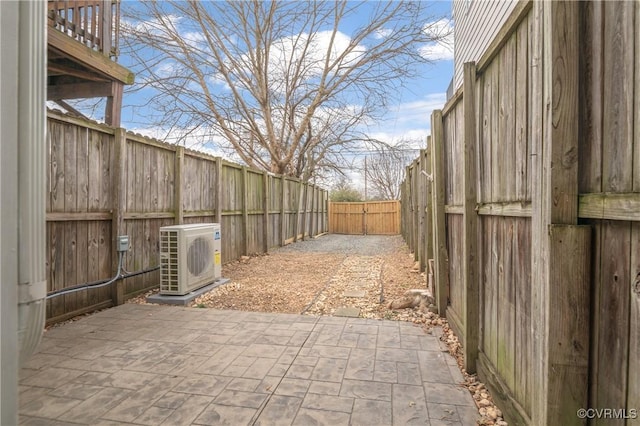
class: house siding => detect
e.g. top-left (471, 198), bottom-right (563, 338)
top-left (452, 0), bottom-right (519, 90)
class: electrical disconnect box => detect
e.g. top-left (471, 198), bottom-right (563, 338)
top-left (117, 235), bottom-right (130, 252)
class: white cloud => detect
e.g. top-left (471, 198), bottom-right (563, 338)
top-left (354, 92), bottom-right (446, 150)
top-left (208, 73), bottom-right (231, 91)
top-left (373, 28), bottom-right (392, 39)
top-left (154, 61), bottom-right (179, 78)
top-left (126, 14), bottom-right (183, 37)
top-left (419, 43), bottom-right (454, 61)
top-left (419, 19), bottom-right (454, 61)
top-left (183, 31), bottom-right (206, 45)
top-left (393, 93), bottom-right (447, 124)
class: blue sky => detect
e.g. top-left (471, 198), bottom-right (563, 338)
top-left (115, 1), bottom-right (454, 187)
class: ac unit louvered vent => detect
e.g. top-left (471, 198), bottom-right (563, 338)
top-left (159, 224), bottom-right (221, 295)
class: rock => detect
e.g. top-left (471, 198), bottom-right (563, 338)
top-left (388, 289), bottom-right (435, 311)
top-left (478, 398), bottom-right (492, 408)
top-left (486, 406), bottom-right (498, 420)
top-left (388, 295), bottom-right (420, 309)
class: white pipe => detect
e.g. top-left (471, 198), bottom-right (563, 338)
top-left (17, 0), bottom-right (47, 366)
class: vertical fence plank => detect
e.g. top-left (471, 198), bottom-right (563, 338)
top-left (417, 151), bottom-right (426, 271)
top-left (241, 166), bottom-right (249, 255)
top-left (532, 3), bottom-right (584, 424)
top-left (529, 1), bottom-right (546, 422)
top-left (636, 1), bottom-right (640, 191)
top-left (293, 180), bottom-right (302, 242)
top-left (579, 1), bottom-right (604, 194)
top-left (425, 142), bottom-right (433, 265)
top-left (280, 177), bottom-right (286, 245)
top-left (310, 185), bottom-right (316, 238)
top-left (629, 222), bottom-right (640, 418)
top-left (111, 128), bottom-right (126, 305)
top-left (215, 157), bottom-right (222, 225)
top-left (262, 171), bottom-right (269, 253)
top-left (595, 221), bottom-right (631, 426)
top-left (301, 182), bottom-right (308, 240)
top-left (547, 225), bottom-right (591, 426)
top-left (463, 62), bottom-right (479, 374)
top-left (431, 109), bottom-right (449, 316)
top-left (515, 17), bottom-right (529, 201)
top-left (602, 1), bottom-right (634, 193)
top-left (174, 146), bottom-right (184, 225)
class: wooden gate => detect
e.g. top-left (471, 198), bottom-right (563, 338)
top-left (329, 201), bottom-right (400, 235)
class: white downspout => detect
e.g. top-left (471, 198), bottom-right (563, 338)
top-left (0, 1), bottom-right (47, 423)
top-left (0, 2), bottom-right (21, 423)
top-left (17, 0), bottom-right (47, 363)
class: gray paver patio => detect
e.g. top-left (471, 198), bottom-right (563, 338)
top-left (19, 304), bottom-right (478, 425)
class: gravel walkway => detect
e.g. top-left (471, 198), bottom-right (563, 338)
top-left (276, 234), bottom-right (404, 256)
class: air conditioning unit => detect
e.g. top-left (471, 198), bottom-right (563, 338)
top-left (159, 223), bottom-right (222, 295)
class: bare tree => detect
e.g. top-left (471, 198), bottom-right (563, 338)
top-left (365, 141), bottom-right (419, 200)
top-left (121, 1), bottom-right (450, 180)
top-left (330, 176), bottom-right (363, 202)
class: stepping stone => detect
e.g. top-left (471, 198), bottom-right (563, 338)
top-left (344, 290), bottom-right (366, 298)
top-left (334, 307), bottom-right (360, 317)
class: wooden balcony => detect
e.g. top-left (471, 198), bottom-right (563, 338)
top-left (47, 0), bottom-right (134, 126)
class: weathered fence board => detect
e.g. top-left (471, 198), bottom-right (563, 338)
top-left (45, 110), bottom-right (328, 324)
top-left (630, 222), bottom-right (640, 419)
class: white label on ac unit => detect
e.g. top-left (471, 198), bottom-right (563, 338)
top-left (214, 230), bottom-right (221, 240)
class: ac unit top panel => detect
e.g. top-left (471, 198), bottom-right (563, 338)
top-left (160, 223), bottom-right (220, 231)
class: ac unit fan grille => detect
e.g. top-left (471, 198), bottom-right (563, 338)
top-left (187, 236), bottom-right (212, 276)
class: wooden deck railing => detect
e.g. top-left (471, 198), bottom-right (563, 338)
top-left (47, 0), bottom-right (120, 58)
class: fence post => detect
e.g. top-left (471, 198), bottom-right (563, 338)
top-left (417, 152), bottom-right (426, 270)
top-left (411, 164), bottom-right (418, 257)
top-left (425, 141), bottom-right (433, 264)
top-left (530, 2), bottom-right (590, 424)
top-left (215, 157), bottom-right (222, 225)
top-left (324, 191), bottom-right (329, 233)
top-left (262, 171), bottom-right (269, 253)
top-left (309, 185), bottom-right (316, 237)
top-left (174, 146), bottom-right (184, 225)
top-left (111, 128), bottom-right (127, 305)
top-left (462, 62), bottom-right (479, 374)
top-left (301, 182), bottom-right (309, 240)
top-left (431, 109), bottom-right (449, 317)
top-left (280, 177), bottom-right (286, 245)
top-left (241, 166), bottom-right (249, 255)
top-left (293, 180), bottom-right (303, 242)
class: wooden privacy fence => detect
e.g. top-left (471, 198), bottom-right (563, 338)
top-left (329, 201), bottom-right (400, 235)
top-left (46, 110), bottom-right (328, 325)
top-left (401, 2), bottom-right (639, 425)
